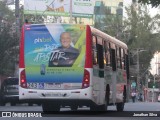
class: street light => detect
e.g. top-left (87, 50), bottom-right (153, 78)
top-left (134, 49), bottom-right (147, 94)
top-left (152, 74), bottom-right (157, 102)
top-left (152, 51), bottom-right (159, 102)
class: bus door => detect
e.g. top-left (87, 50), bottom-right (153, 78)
top-left (92, 36), bottom-right (105, 104)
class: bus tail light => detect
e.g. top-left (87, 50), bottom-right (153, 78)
top-left (20, 69), bottom-right (27, 88)
top-left (82, 69), bottom-right (90, 89)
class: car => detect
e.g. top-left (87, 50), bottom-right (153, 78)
top-left (158, 95), bottom-right (160, 102)
top-left (0, 77), bottom-right (19, 106)
top-left (0, 77), bottom-right (41, 106)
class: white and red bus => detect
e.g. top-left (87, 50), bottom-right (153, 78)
top-left (19, 23), bottom-right (129, 112)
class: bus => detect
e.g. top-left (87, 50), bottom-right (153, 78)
top-left (19, 23), bottom-right (129, 112)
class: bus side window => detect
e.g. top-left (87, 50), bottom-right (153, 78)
top-left (92, 36), bottom-right (98, 65)
top-left (121, 49), bottom-right (124, 69)
top-left (97, 37), bottom-right (104, 69)
top-left (111, 48), bottom-right (116, 71)
top-left (116, 46), bottom-right (119, 68)
top-left (124, 50), bottom-right (126, 70)
top-left (97, 37), bottom-right (104, 77)
top-left (104, 41), bottom-right (111, 66)
top-left (119, 47), bottom-right (122, 69)
top-left (109, 43), bottom-right (112, 67)
top-left (126, 54), bottom-right (130, 80)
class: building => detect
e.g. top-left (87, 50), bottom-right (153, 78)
top-left (101, 0), bottom-right (123, 15)
top-left (94, 0), bottom-right (123, 28)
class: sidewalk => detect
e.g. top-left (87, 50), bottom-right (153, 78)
top-left (128, 98), bottom-right (143, 103)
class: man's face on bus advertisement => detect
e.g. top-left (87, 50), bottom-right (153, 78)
top-left (60, 32), bottom-right (71, 48)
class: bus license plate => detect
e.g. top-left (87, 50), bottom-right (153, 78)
top-left (45, 92), bottom-right (63, 97)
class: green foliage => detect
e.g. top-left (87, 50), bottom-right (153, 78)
top-left (101, 3), bottom-right (160, 75)
top-left (0, 2), bottom-right (18, 76)
top-left (123, 5), bottom-right (160, 69)
top-left (102, 14), bottom-right (123, 40)
top-left (138, 0), bottom-right (160, 7)
top-left (24, 14), bottom-right (45, 24)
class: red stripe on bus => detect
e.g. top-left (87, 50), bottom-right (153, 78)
top-left (19, 25), bottom-right (25, 68)
top-left (85, 25), bottom-right (92, 68)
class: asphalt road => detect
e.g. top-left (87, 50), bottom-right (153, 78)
top-left (0, 102), bottom-right (160, 120)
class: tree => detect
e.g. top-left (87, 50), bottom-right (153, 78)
top-left (95, 2), bottom-right (124, 41)
top-left (123, 4), bottom-right (160, 76)
top-left (102, 14), bottom-right (124, 40)
top-left (0, 1), bottom-right (18, 76)
top-left (101, 3), bottom-right (160, 77)
top-left (138, 0), bottom-right (160, 7)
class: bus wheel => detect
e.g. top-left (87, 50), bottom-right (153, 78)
top-left (123, 86), bottom-right (127, 103)
top-left (42, 103), bottom-right (60, 113)
top-left (70, 105), bottom-right (78, 111)
top-left (90, 104), bottom-right (107, 112)
top-left (28, 103), bottom-right (33, 106)
top-left (99, 104), bottom-right (107, 111)
top-left (90, 104), bottom-right (96, 111)
top-left (10, 102), bottom-right (16, 106)
top-left (116, 102), bottom-right (124, 111)
top-left (0, 101), bottom-right (5, 106)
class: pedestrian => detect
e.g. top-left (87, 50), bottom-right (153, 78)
top-left (138, 93), bottom-right (143, 102)
top-left (131, 92), bottom-right (136, 103)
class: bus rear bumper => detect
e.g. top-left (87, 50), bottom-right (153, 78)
top-left (19, 99), bottom-right (95, 107)
top-left (19, 87), bottom-right (93, 101)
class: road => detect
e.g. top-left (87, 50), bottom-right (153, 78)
top-left (0, 102), bottom-right (160, 120)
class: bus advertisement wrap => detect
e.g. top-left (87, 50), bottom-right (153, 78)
top-left (24, 24), bottom-right (86, 87)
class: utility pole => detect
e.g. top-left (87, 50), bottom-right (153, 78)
top-left (69, 0), bottom-right (73, 23)
top-left (15, 0), bottom-right (20, 38)
top-left (14, 0), bottom-right (20, 77)
top-left (152, 52), bottom-right (159, 102)
top-left (136, 49), bottom-right (147, 94)
top-left (137, 49), bottom-right (140, 93)
top-left (152, 75), bottom-right (156, 102)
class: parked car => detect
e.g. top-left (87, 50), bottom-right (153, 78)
top-left (158, 95), bottom-right (160, 102)
top-left (0, 77), bottom-right (19, 106)
top-left (0, 77), bottom-right (41, 106)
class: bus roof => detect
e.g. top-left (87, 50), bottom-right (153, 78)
top-left (90, 26), bottom-right (128, 50)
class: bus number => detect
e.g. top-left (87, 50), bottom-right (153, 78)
top-left (28, 83), bottom-right (37, 89)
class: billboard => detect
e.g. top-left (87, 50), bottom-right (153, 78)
top-left (24, 24), bottom-right (86, 85)
top-left (24, 0), bottom-right (95, 18)
top-left (1, 0), bottom-right (14, 5)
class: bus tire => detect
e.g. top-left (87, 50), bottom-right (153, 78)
top-left (0, 102), bottom-right (5, 106)
top-left (116, 102), bottom-right (124, 111)
top-left (106, 85), bottom-right (110, 105)
top-left (90, 104), bottom-right (107, 112)
top-left (99, 85), bottom-right (109, 111)
top-left (28, 103), bottom-right (33, 106)
top-left (99, 104), bottom-right (107, 111)
top-left (90, 104), bottom-right (96, 111)
top-left (42, 103), bottom-right (60, 113)
top-left (123, 86), bottom-right (127, 103)
top-left (70, 105), bottom-right (78, 111)
top-left (10, 102), bottom-right (16, 106)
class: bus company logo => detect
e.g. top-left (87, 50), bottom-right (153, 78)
top-left (2, 112), bottom-right (11, 117)
top-left (34, 37), bottom-right (52, 44)
top-left (1, 112), bottom-right (42, 118)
